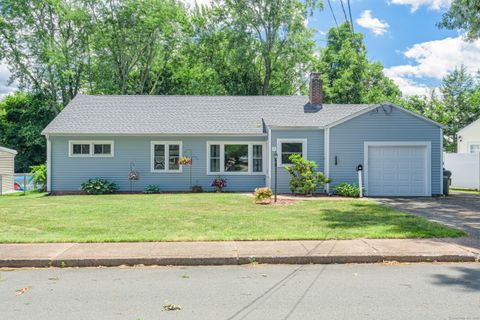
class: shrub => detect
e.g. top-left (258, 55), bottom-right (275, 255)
top-left (30, 163), bottom-right (47, 191)
top-left (143, 184), bottom-right (160, 194)
top-left (284, 154), bottom-right (331, 195)
top-left (254, 187), bottom-right (273, 203)
top-left (80, 178), bottom-right (117, 195)
top-left (334, 183), bottom-right (361, 197)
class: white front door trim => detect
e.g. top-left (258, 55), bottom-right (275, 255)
top-left (363, 141), bottom-right (431, 196)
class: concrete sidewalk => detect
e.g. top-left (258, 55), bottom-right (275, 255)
top-left (1, 238), bottom-right (480, 268)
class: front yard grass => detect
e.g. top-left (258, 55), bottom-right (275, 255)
top-left (0, 193), bottom-right (466, 243)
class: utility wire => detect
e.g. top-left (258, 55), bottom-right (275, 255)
top-left (347, 0), bottom-right (355, 34)
top-left (339, 0), bottom-right (349, 24)
top-left (326, 0), bottom-right (338, 27)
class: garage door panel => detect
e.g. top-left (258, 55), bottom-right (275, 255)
top-left (367, 144), bottom-right (428, 196)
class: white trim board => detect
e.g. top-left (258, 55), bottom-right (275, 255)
top-left (363, 141), bottom-right (432, 197)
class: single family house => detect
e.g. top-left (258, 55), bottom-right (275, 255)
top-left (457, 119), bottom-right (480, 153)
top-left (42, 73), bottom-right (444, 196)
top-left (0, 146), bottom-right (17, 194)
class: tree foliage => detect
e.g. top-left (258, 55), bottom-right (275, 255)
top-left (402, 66), bottom-right (480, 152)
top-left (284, 154), bottom-right (331, 195)
top-left (0, 92), bottom-right (56, 172)
top-left (439, 0), bottom-right (480, 41)
top-left (317, 22), bottom-right (401, 104)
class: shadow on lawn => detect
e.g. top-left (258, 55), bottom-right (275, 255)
top-left (319, 202), bottom-right (465, 237)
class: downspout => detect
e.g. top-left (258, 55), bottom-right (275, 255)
top-left (440, 128), bottom-right (444, 195)
top-left (324, 127), bottom-right (330, 194)
top-left (46, 135), bottom-right (52, 193)
top-left (267, 127), bottom-right (272, 188)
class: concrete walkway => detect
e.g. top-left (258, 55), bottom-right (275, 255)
top-left (1, 238), bottom-right (480, 268)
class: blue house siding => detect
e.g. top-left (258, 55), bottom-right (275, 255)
top-left (50, 135), bottom-right (267, 192)
top-left (269, 129), bottom-right (324, 193)
top-left (329, 108), bottom-right (441, 195)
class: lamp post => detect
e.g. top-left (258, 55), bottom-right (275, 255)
top-left (273, 149), bottom-right (278, 203)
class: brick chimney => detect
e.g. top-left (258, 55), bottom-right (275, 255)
top-left (309, 72), bottom-right (323, 105)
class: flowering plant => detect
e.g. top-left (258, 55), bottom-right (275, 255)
top-left (211, 177), bottom-right (227, 191)
top-left (178, 156), bottom-right (192, 165)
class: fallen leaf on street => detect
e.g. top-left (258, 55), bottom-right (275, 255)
top-left (163, 304), bottom-right (182, 311)
top-left (15, 287), bottom-right (31, 296)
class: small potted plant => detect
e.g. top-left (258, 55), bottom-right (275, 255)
top-left (254, 187), bottom-right (273, 204)
top-left (211, 177), bottom-right (227, 193)
top-left (178, 156), bottom-right (192, 165)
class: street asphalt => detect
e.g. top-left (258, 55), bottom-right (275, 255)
top-left (1, 263), bottom-right (479, 320)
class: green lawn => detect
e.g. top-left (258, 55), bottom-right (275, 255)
top-left (0, 193), bottom-right (466, 243)
top-left (450, 188), bottom-right (480, 194)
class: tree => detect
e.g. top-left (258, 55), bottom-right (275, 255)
top-left (402, 66), bottom-right (480, 152)
top-left (0, 0), bottom-right (92, 113)
top-left (317, 22), bottom-right (401, 104)
top-left (0, 92), bottom-right (56, 172)
top-left (85, 0), bottom-right (189, 95)
top-left (439, 0), bottom-right (480, 41)
top-left (208, 0), bottom-right (323, 95)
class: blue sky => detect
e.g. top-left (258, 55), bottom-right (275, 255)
top-left (1, 0), bottom-right (479, 98)
top-left (309, 0), bottom-right (480, 95)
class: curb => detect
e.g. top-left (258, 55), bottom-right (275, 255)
top-left (1, 254), bottom-right (477, 268)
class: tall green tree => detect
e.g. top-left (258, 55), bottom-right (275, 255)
top-left (0, 0), bottom-right (91, 113)
top-left (0, 92), bottom-right (56, 172)
top-left (402, 66), bottom-right (480, 152)
top-left (207, 0), bottom-right (323, 95)
top-left (439, 0), bottom-right (480, 41)
top-left (85, 0), bottom-right (188, 95)
top-left (317, 22), bottom-right (401, 104)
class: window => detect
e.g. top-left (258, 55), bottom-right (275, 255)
top-left (69, 141), bottom-right (113, 157)
top-left (151, 141), bottom-right (182, 172)
top-left (252, 145), bottom-right (263, 172)
top-left (210, 144), bottom-right (221, 173)
top-left (470, 144), bottom-right (480, 153)
top-left (277, 139), bottom-right (307, 166)
top-left (225, 144), bottom-right (248, 172)
top-left (207, 142), bottom-right (265, 174)
top-left (94, 144), bottom-right (111, 155)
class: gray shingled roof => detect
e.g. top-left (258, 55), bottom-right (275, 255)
top-left (42, 95), bottom-right (375, 135)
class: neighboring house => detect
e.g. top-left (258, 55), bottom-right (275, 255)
top-left (42, 73), bottom-right (444, 196)
top-left (0, 146), bottom-right (17, 195)
top-left (457, 119), bottom-right (480, 153)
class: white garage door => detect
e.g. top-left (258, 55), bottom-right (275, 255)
top-left (366, 143), bottom-right (430, 196)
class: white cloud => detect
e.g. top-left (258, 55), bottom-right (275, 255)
top-left (384, 36), bottom-right (480, 96)
top-left (356, 10), bottom-right (389, 36)
top-left (388, 0), bottom-right (452, 12)
top-left (0, 64), bottom-right (17, 99)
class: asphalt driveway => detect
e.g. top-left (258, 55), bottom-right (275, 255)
top-left (378, 193), bottom-right (480, 238)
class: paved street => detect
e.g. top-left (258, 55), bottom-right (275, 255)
top-left (379, 193), bottom-right (480, 238)
top-left (1, 263), bottom-right (479, 320)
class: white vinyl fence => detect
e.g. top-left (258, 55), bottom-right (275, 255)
top-left (444, 153), bottom-right (480, 190)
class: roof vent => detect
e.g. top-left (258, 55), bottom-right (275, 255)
top-left (309, 72), bottom-right (323, 106)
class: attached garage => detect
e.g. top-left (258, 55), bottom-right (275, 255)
top-left (328, 104), bottom-right (443, 197)
top-left (364, 142), bottom-right (431, 196)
